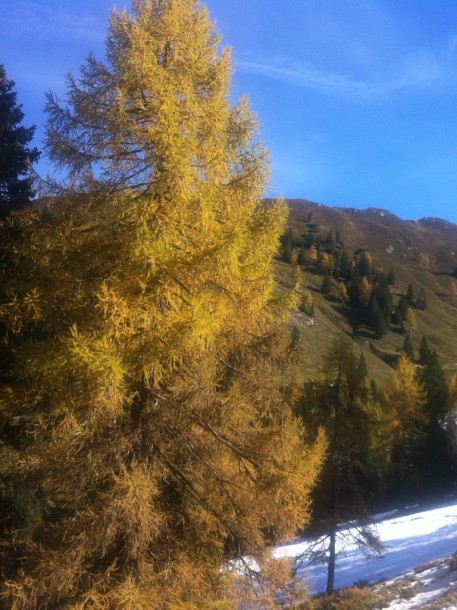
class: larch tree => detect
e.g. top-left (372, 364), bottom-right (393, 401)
top-left (337, 281), bottom-right (348, 303)
top-left (0, 64), bottom-right (40, 214)
top-left (0, 1), bottom-right (325, 609)
top-left (296, 338), bottom-right (383, 595)
top-left (382, 354), bottom-right (427, 501)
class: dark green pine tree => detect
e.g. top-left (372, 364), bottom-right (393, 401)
top-left (386, 269), bottom-right (395, 285)
top-left (406, 282), bottom-right (415, 304)
top-left (372, 276), bottom-right (392, 328)
top-left (358, 352), bottom-right (368, 380)
top-left (417, 287), bottom-right (427, 310)
top-left (419, 336), bottom-right (431, 364)
top-left (402, 335), bottom-right (415, 361)
top-left (321, 274), bottom-right (332, 295)
top-left (0, 65), bottom-right (40, 214)
top-left (297, 245), bottom-right (306, 265)
top-left (397, 295), bottom-right (409, 328)
top-left (281, 227), bottom-right (294, 262)
top-left (417, 349), bottom-right (452, 495)
top-left (368, 294), bottom-right (387, 338)
top-left (339, 248), bottom-right (351, 280)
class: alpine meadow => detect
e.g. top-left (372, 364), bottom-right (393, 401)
top-left (0, 1), bottom-right (325, 608)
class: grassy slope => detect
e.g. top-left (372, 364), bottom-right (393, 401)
top-left (278, 198), bottom-right (457, 387)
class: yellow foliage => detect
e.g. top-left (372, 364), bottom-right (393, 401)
top-left (0, 1), bottom-right (323, 608)
top-left (383, 354), bottom-right (426, 440)
top-left (337, 281), bottom-right (348, 303)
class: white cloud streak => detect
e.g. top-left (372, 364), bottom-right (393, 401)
top-left (2, 1), bottom-right (107, 45)
top-left (238, 53), bottom-right (446, 99)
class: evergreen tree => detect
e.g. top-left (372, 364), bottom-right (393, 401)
top-left (386, 269), bottom-right (395, 285)
top-left (321, 274), bottom-right (332, 295)
top-left (402, 335), bottom-right (415, 361)
top-left (373, 308), bottom-right (387, 338)
top-left (281, 228), bottom-right (294, 262)
top-left (297, 245), bottom-right (306, 265)
top-left (398, 295), bottom-right (409, 322)
top-left (406, 282), bottom-right (415, 304)
top-left (368, 294), bottom-right (388, 338)
top-left (339, 248), bottom-right (351, 280)
top-left (391, 306), bottom-right (401, 326)
top-left (372, 277), bottom-right (392, 328)
top-left (417, 286), bottom-right (427, 310)
top-left (419, 336), bottom-right (431, 365)
top-left (417, 349), bottom-right (452, 494)
top-left (0, 64), bottom-right (40, 214)
top-left (0, 3), bottom-right (325, 608)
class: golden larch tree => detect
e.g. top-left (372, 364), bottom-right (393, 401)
top-left (337, 281), bottom-right (348, 303)
top-left (382, 354), bottom-right (426, 498)
top-left (358, 276), bottom-right (372, 308)
top-left (0, 1), bottom-right (324, 608)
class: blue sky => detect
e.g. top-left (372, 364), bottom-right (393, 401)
top-left (2, 1), bottom-right (457, 222)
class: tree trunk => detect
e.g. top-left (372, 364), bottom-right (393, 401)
top-left (326, 522), bottom-right (337, 595)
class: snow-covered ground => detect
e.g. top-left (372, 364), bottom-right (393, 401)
top-left (274, 499), bottom-right (457, 598)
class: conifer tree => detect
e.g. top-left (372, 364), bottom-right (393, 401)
top-left (402, 335), bottom-right (415, 361)
top-left (358, 276), bottom-right (372, 308)
top-left (419, 336), bottom-right (431, 364)
top-left (300, 288), bottom-right (314, 317)
top-left (297, 245), bottom-right (306, 265)
top-left (321, 274), bottom-right (332, 295)
top-left (383, 354), bottom-right (427, 500)
top-left (281, 228), bottom-right (294, 262)
top-left (386, 269), bottom-right (395, 285)
top-left (406, 282), bottom-right (415, 304)
top-left (417, 286), bottom-right (427, 310)
top-left (339, 248), bottom-right (350, 280)
top-left (398, 295), bottom-right (409, 323)
top-left (337, 281), bottom-right (348, 303)
top-left (0, 64), bottom-right (40, 214)
top-left (307, 244), bottom-right (318, 265)
top-left (297, 338), bottom-right (382, 595)
top-left (357, 250), bottom-right (373, 281)
top-left (417, 349), bottom-right (451, 494)
top-left (0, 2), bottom-right (324, 608)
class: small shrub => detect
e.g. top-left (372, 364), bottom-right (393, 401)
top-left (448, 552), bottom-right (457, 574)
top-left (354, 578), bottom-right (370, 589)
top-left (307, 586), bottom-right (382, 610)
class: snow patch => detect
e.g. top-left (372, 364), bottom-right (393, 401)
top-left (276, 500), bottom-right (457, 595)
